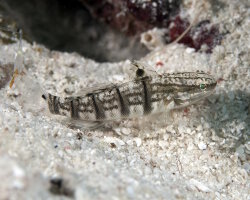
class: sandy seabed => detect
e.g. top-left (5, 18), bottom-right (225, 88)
top-left (0, 0), bottom-right (249, 199)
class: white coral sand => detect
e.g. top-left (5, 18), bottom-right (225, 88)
top-left (0, 0), bottom-right (249, 199)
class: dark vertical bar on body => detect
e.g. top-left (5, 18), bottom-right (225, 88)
top-left (70, 99), bottom-right (79, 119)
top-left (116, 87), bottom-right (130, 116)
top-left (141, 79), bottom-right (152, 115)
top-left (48, 94), bottom-right (59, 114)
top-left (91, 94), bottom-right (105, 120)
top-left (53, 96), bottom-right (60, 114)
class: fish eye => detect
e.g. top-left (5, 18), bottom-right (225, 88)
top-left (200, 83), bottom-right (206, 90)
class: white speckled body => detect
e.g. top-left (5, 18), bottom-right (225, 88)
top-left (45, 71), bottom-right (217, 122)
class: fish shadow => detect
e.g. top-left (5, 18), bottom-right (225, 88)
top-left (201, 89), bottom-right (249, 152)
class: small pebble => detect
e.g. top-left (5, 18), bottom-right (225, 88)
top-left (196, 125), bottom-right (203, 131)
top-left (114, 128), bottom-right (122, 135)
top-left (127, 186), bottom-right (134, 198)
top-left (13, 165), bottom-right (25, 178)
top-left (198, 142), bottom-right (207, 150)
top-left (186, 47), bottom-right (195, 54)
top-left (189, 179), bottom-right (211, 193)
top-left (67, 132), bottom-right (73, 137)
top-left (104, 136), bottom-right (125, 146)
top-left (186, 127), bottom-right (192, 134)
top-left (121, 128), bottom-right (131, 135)
top-left (112, 75), bottom-right (124, 81)
top-left (134, 138), bottom-right (142, 147)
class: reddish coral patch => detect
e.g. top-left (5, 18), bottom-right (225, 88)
top-left (156, 61), bottom-right (164, 67)
top-left (167, 16), bottom-right (223, 53)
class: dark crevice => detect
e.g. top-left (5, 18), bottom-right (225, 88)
top-left (0, 0), bottom-right (148, 62)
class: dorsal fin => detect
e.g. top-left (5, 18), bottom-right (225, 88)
top-left (130, 60), bottom-right (158, 79)
top-left (56, 75), bottom-right (153, 102)
top-left (61, 82), bottom-right (117, 101)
